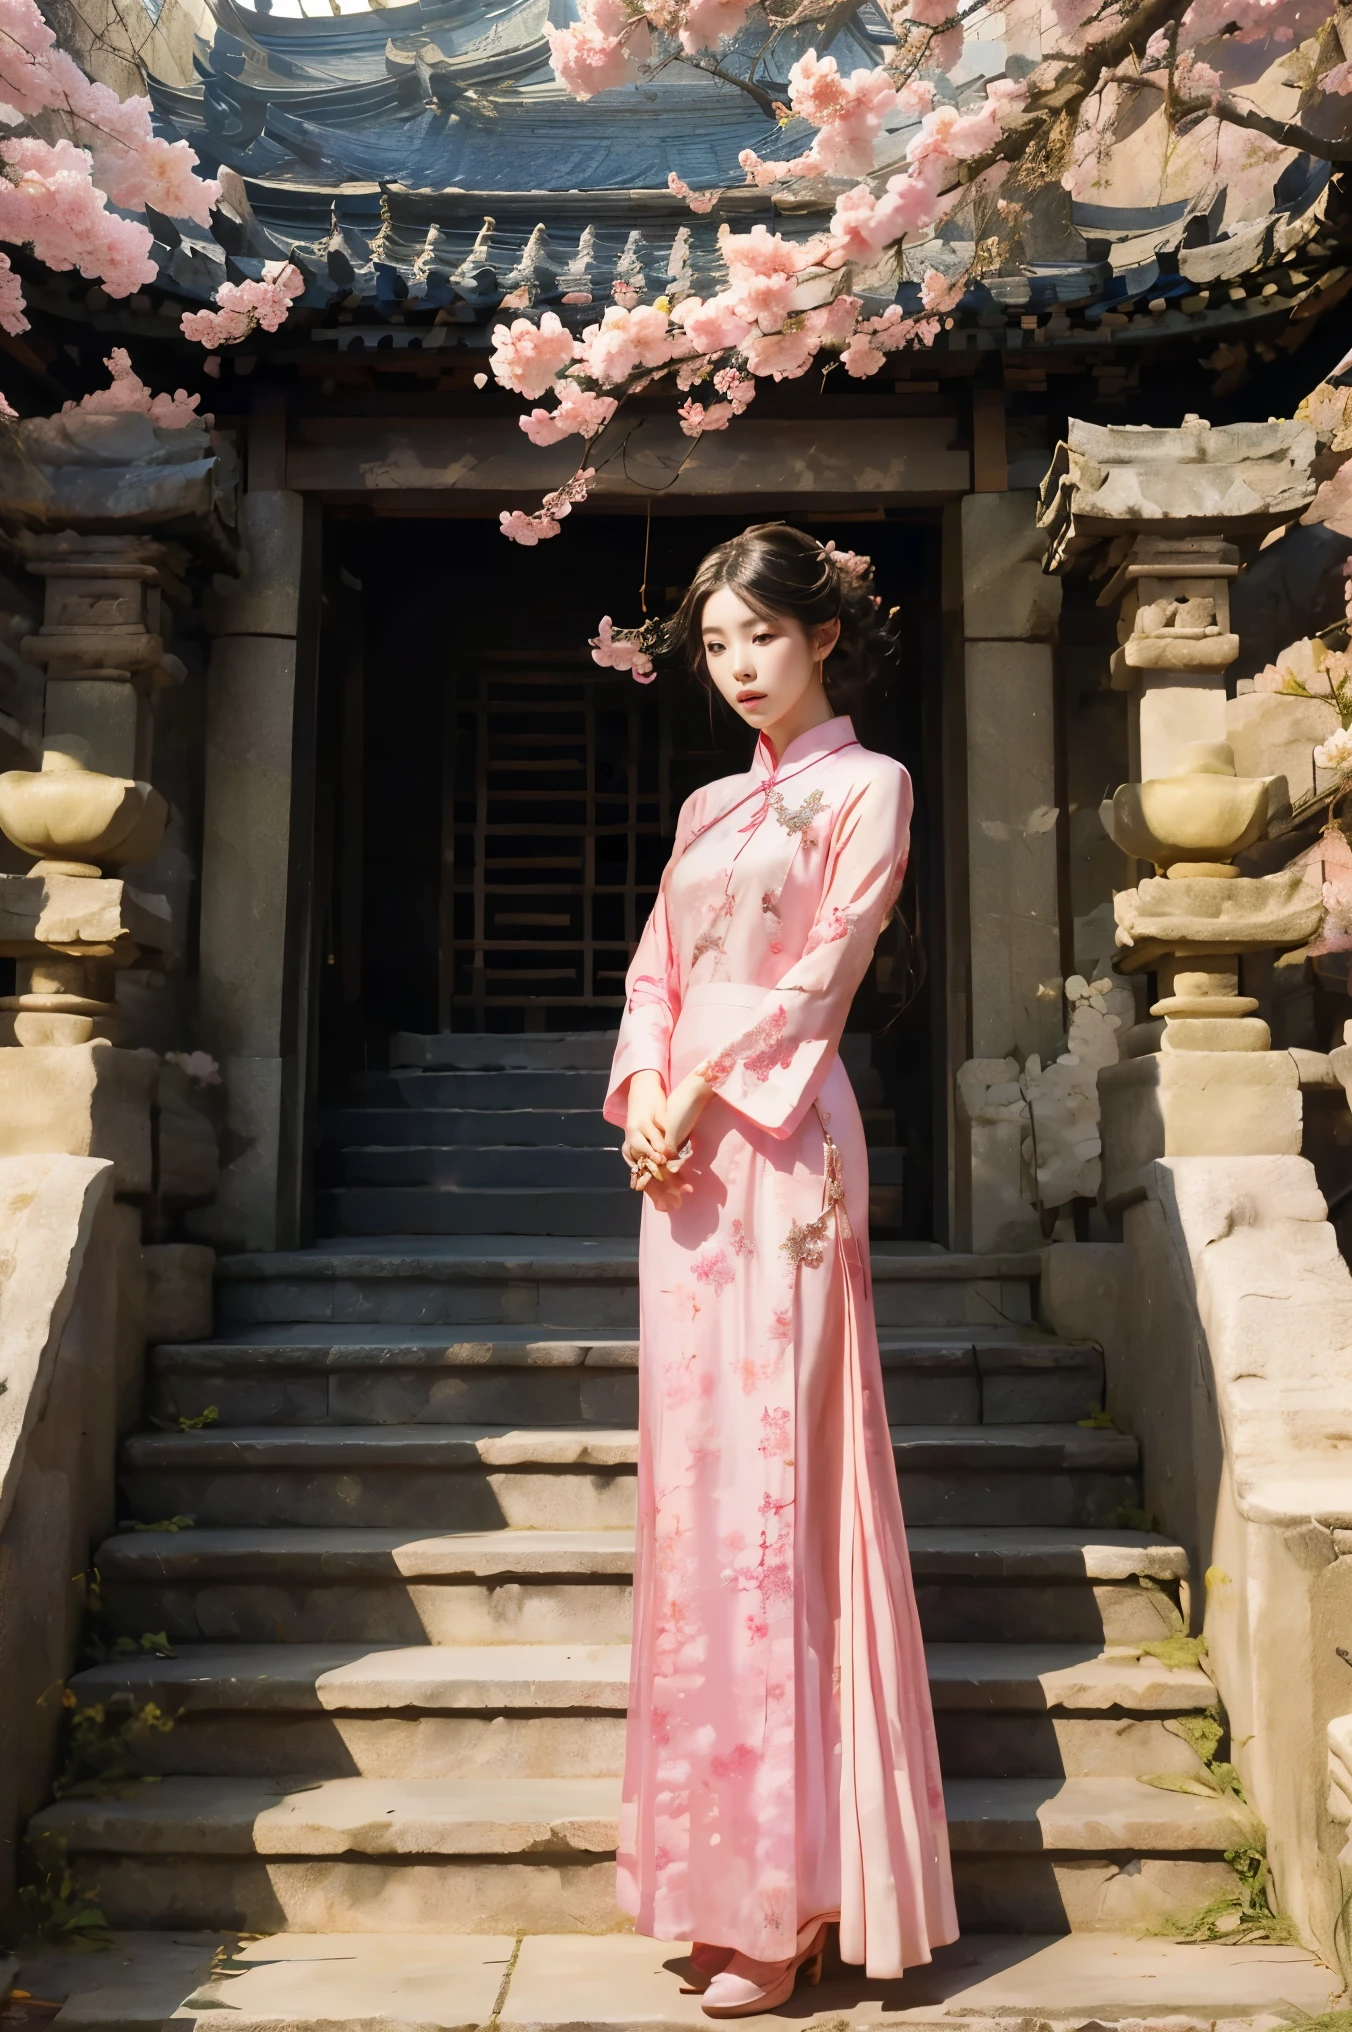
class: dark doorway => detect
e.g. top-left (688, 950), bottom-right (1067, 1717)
top-left (316, 510), bottom-right (946, 1238)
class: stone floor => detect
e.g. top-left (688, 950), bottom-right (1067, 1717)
top-left (6, 1931), bottom-right (1342, 2032)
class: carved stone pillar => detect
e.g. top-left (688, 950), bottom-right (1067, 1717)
top-left (1038, 415), bottom-right (1326, 1212)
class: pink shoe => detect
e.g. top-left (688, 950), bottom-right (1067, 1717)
top-left (685, 1943), bottom-right (735, 1991)
top-left (700, 1922), bottom-right (827, 2019)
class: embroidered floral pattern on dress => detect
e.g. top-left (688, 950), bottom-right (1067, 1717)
top-left (781, 1212), bottom-right (831, 1269)
top-left (804, 904), bottom-right (854, 954)
top-left (691, 892), bottom-right (736, 967)
top-left (664, 1283), bottom-right (702, 1321)
top-left (729, 1219), bottom-right (755, 1257)
top-left (700, 1002), bottom-right (794, 1088)
top-left (770, 786), bottom-right (824, 837)
top-left (761, 888), bottom-right (784, 955)
top-left (758, 1405), bottom-right (792, 1459)
top-left (691, 1244), bottom-right (734, 1293)
top-left (627, 971), bottom-right (668, 1013)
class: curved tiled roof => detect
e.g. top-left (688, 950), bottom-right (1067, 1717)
top-left (109, 0), bottom-right (1352, 358)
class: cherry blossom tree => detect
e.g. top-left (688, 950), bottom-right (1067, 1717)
top-left (491, 0), bottom-right (1352, 550)
top-left (0, 0), bottom-right (222, 336)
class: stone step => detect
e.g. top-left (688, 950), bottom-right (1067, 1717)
top-left (319, 1186), bottom-right (643, 1240)
top-left (352, 1071), bottom-right (612, 1110)
top-left (327, 1109), bottom-right (622, 1150)
top-left (10, 1928), bottom-right (1338, 2032)
top-left (30, 1774), bottom-right (1254, 1935)
top-left (337, 1147), bottom-right (630, 1189)
top-left (119, 1424), bottom-right (1139, 1531)
top-left (392, 1032), bottom-right (619, 1071)
top-left (214, 1242), bottom-right (1040, 1333)
top-left (68, 1640), bottom-right (1218, 1782)
top-left (146, 1332), bottom-right (1102, 1430)
top-left (95, 1523), bottom-right (1186, 1652)
top-left (333, 1145), bottom-right (909, 1191)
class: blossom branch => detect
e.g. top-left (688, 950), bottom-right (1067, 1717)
top-left (1126, 67), bottom-right (1352, 163)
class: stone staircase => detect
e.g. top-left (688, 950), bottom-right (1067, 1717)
top-left (22, 1032), bottom-right (1316, 2026)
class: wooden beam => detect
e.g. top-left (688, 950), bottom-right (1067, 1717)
top-left (971, 385), bottom-right (1008, 494)
top-left (285, 416), bottom-right (971, 501)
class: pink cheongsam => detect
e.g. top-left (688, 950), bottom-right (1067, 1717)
top-left (604, 715), bottom-right (958, 1976)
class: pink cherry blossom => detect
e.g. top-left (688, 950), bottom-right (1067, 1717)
top-left (822, 162), bottom-right (943, 268)
top-left (0, 136), bottom-right (157, 296)
top-left (546, 0), bottom-right (650, 100)
top-left (822, 540), bottom-right (871, 578)
top-left (724, 268), bottom-right (796, 331)
top-left (577, 302), bottom-right (675, 384)
top-left (519, 382), bottom-right (618, 443)
top-left (64, 346), bottom-right (202, 428)
top-left (905, 0), bottom-right (962, 73)
top-left (590, 614), bottom-right (655, 677)
top-left (672, 292), bottom-right (752, 355)
top-left (180, 261), bottom-right (303, 349)
top-left (41, 52), bottom-right (220, 225)
top-left (742, 326), bottom-right (816, 380)
top-left (786, 51), bottom-right (898, 177)
top-left (678, 396), bottom-right (736, 435)
top-left (678, 0), bottom-right (751, 52)
top-left (712, 365), bottom-right (755, 411)
top-left (668, 171), bottom-right (717, 214)
top-left (541, 466), bottom-right (596, 520)
top-left (840, 331), bottom-right (886, 376)
top-left (738, 148), bottom-right (785, 189)
top-left (804, 292), bottom-right (860, 345)
top-left (720, 222), bottom-right (807, 282)
top-left (500, 508), bottom-right (561, 545)
top-left (920, 266), bottom-right (966, 312)
top-left (0, 252), bottom-right (27, 335)
top-left (488, 310), bottom-right (578, 399)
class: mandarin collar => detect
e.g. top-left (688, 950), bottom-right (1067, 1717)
top-left (753, 715), bottom-right (857, 780)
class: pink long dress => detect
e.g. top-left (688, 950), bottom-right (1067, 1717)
top-left (603, 715), bottom-right (958, 1977)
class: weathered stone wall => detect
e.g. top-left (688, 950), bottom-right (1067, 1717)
top-left (43, 0), bottom-right (210, 103)
top-left (0, 1155), bottom-right (126, 1926)
top-left (191, 490), bottom-right (309, 1253)
top-left (949, 490), bottom-right (1062, 1251)
top-left (1044, 1161), bottom-right (1352, 1960)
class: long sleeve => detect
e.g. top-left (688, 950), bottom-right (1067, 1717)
top-left (604, 841), bottom-right (685, 1130)
top-left (697, 762), bottom-right (912, 1139)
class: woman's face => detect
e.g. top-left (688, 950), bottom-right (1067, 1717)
top-left (700, 586), bottom-right (841, 739)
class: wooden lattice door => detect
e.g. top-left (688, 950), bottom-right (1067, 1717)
top-left (440, 650), bottom-right (673, 1029)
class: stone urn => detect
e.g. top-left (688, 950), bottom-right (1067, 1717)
top-left (0, 739), bottom-right (168, 876)
top-left (1105, 741), bottom-right (1269, 876)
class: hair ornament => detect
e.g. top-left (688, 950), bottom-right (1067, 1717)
top-left (820, 539), bottom-right (873, 581)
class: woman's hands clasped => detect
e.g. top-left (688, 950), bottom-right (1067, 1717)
top-left (623, 1069), bottom-right (713, 1213)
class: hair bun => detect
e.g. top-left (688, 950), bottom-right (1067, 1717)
top-left (665, 521), bottom-right (897, 707)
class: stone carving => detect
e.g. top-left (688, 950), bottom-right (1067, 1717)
top-left (0, 410), bottom-right (237, 567)
top-left (1113, 867), bottom-right (1323, 963)
top-left (1105, 741), bottom-right (1269, 876)
top-left (1038, 414), bottom-right (1318, 572)
top-left (0, 742), bottom-right (167, 877)
top-left (1112, 537), bottom-right (1240, 680)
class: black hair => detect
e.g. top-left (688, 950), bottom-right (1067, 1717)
top-left (664, 522), bottom-right (898, 707)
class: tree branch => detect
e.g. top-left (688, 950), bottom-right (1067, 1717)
top-left (681, 50), bottom-right (781, 114)
top-left (1130, 68), bottom-right (1352, 162)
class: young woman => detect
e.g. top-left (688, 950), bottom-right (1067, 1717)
top-left (603, 524), bottom-right (957, 2018)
